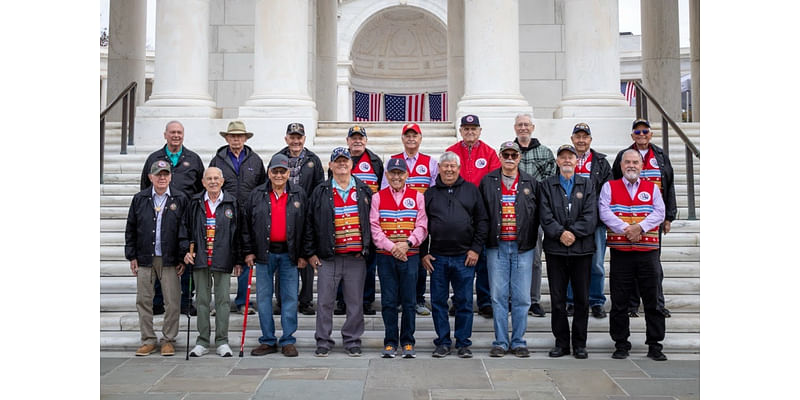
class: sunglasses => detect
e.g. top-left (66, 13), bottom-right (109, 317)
top-left (633, 129), bottom-right (650, 135)
top-left (501, 152), bottom-right (519, 160)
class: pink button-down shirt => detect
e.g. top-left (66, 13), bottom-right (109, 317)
top-left (599, 178), bottom-right (665, 234)
top-left (369, 186), bottom-right (428, 252)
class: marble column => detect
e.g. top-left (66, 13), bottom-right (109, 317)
top-left (641, 0), bottom-right (682, 119)
top-left (555, 0), bottom-right (633, 119)
top-left (316, 0), bottom-right (338, 121)
top-left (447, 0), bottom-right (464, 123)
top-left (140, 0), bottom-right (219, 118)
top-left (336, 62), bottom-right (353, 121)
top-left (457, 0), bottom-right (532, 146)
top-left (106, 0), bottom-right (146, 121)
top-left (689, 0), bottom-right (699, 121)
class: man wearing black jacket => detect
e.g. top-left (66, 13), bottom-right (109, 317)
top-left (421, 151), bottom-right (488, 359)
top-left (209, 120), bottom-right (266, 316)
top-left (539, 144), bottom-right (597, 359)
top-left (611, 119), bottom-right (676, 318)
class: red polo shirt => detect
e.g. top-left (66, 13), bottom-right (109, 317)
top-left (269, 191), bottom-right (288, 243)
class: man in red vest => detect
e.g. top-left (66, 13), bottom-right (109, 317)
top-left (599, 149), bottom-right (667, 361)
top-left (385, 123), bottom-right (438, 316)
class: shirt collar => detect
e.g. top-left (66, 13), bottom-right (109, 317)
top-left (204, 190), bottom-right (224, 203)
top-left (332, 176), bottom-right (356, 192)
top-left (227, 147), bottom-right (246, 158)
top-left (403, 151), bottom-right (417, 162)
top-left (624, 178), bottom-right (641, 187)
top-left (151, 187), bottom-right (171, 197)
top-left (165, 145), bottom-right (182, 157)
top-left (559, 174), bottom-right (575, 185)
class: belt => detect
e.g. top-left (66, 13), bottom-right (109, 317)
top-left (269, 242), bottom-right (288, 254)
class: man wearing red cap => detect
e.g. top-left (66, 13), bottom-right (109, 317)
top-left (384, 123), bottom-right (438, 316)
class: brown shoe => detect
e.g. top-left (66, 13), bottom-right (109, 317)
top-left (281, 344), bottom-right (299, 357)
top-left (250, 343), bottom-right (278, 356)
top-left (135, 344), bottom-right (157, 356)
top-left (160, 342), bottom-right (175, 356)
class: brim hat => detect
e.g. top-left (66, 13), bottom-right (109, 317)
top-left (286, 122), bottom-right (305, 136)
top-left (557, 144), bottom-right (579, 157)
top-left (150, 160), bottom-right (171, 175)
top-left (220, 120), bottom-right (254, 139)
top-left (631, 118), bottom-right (651, 129)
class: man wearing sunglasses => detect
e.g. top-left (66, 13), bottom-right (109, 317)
top-left (611, 119), bottom-right (676, 319)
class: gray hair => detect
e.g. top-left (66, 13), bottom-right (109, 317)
top-left (164, 120), bottom-right (184, 131)
top-left (621, 148), bottom-right (644, 162)
top-left (438, 151), bottom-right (461, 167)
top-left (204, 166), bottom-right (223, 178)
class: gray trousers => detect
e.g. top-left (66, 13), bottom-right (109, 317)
top-left (136, 257), bottom-right (181, 345)
top-left (193, 268), bottom-right (232, 347)
top-left (530, 227), bottom-right (544, 303)
top-left (315, 253), bottom-right (366, 350)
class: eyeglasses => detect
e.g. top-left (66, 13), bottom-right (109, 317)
top-left (633, 129), bottom-right (650, 135)
top-left (501, 152), bottom-right (519, 160)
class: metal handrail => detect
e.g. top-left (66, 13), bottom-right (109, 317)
top-left (633, 81), bottom-right (699, 220)
top-left (100, 81), bottom-right (137, 183)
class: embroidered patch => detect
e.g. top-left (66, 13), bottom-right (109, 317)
top-left (649, 158), bottom-right (659, 168)
top-left (575, 192), bottom-right (583, 199)
top-left (415, 164), bottom-right (428, 175)
top-left (465, 115), bottom-right (475, 123)
top-left (224, 208), bottom-right (234, 218)
top-left (475, 158), bottom-right (487, 169)
top-left (293, 201), bottom-right (300, 209)
top-left (157, 160), bottom-right (169, 168)
top-left (523, 188), bottom-right (531, 195)
top-left (402, 198), bottom-right (416, 209)
top-left (638, 191), bottom-right (652, 202)
top-left (307, 161), bottom-right (314, 169)
top-left (585, 161), bottom-right (592, 171)
top-left (351, 191), bottom-right (358, 202)
top-left (169, 203), bottom-right (177, 211)
top-left (359, 162), bottom-right (371, 172)
top-left (183, 161), bottom-right (190, 167)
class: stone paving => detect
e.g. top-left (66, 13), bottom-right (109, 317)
top-left (100, 350), bottom-right (699, 399)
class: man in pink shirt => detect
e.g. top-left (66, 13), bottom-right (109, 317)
top-left (370, 158), bottom-right (428, 358)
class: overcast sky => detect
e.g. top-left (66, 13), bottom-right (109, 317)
top-left (98, 0), bottom-right (691, 50)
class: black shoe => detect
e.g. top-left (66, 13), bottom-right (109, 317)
top-left (529, 303), bottom-right (546, 317)
top-left (363, 303), bottom-right (376, 315)
top-left (573, 347), bottom-right (588, 359)
top-left (181, 305), bottom-right (197, 316)
top-left (457, 347), bottom-right (473, 358)
top-left (489, 346), bottom-right (506, 358)
top-left (565, 304), bottom-right (574, 317)
top-left (647, 348), bottom-right (668, 361)
top-left (659, 307), bottom-right (672, 318)
top-left (448, 303), bottom-right (456, 317)
top-left (273, 305), bottom-right (281, 315)
top-left (591, 305), bottom-right (607, 319)
top-left (512, 347), bottom-right (530, 358)
top-left (347, 347), bottom-right (362, 357)
top-left (612, 349), bottom-right (629, 359)
top-left (432, 345), bottom-right (451, 358)
top-left (479, 306), bottom-right (493, 319)
top-left (153, 304), bottom-right (165, 315)
top-left (299, 303), bottom-right (315, 316)
top-left (548, 347), bottom-right (570, 358)
top-left (334, 302), bottom-right (346, 315)
top-left (314, 347), bottom-right (329, 357)
top-left (628, 309), bottom-right (639, 318)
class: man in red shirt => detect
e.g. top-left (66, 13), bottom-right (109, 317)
top-left (445, 115), bottom-right (500, 318)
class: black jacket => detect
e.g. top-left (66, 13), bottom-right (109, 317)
top-left (183, 191), bottom-right (240, 273)
top-left (208, 145), bottom-right (266, 210)
top-left (538, 174), bottom-right (597, 256)
top-left (140, 145), bottom-right (205, 197)
top-left (277, 146), bottom-right (325, 197)
top-left (611, 143), bottom-right (677, 222)
top-left (303, 178), bottom-right (373, 260)
top-left (241, 181), bottom-right (307, 264)
top-left (421, 176), bottom-right (488, 257)
top-left (125, 188), bottom-right (189, 267)
top-left (479, 169), bottom-right (539, 251)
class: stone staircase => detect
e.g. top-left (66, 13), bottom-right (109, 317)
top-left (100, 120), bottom-right (700, 354)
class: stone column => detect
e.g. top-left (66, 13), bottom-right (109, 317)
top-left (689, 0), bottom-right (699, 121)
top-left (106, 0), bottom-right (146, 121)
top-left (447, 0), bottom-right (465, 123)
top-left (336, 62), bottom-right (353, 121)
top-left (457, 0), bottom-right (532, 146)
top-left (140, 0), bottom-right (219, 117)
top-left (555, 0), bottom-right (633, 119)
top-left (641, 0), bottom-right (682, 119)
top-left (316, 0), bottom-right (338, 121)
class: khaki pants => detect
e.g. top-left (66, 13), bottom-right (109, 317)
top-left (136, 257), bottom-right (181, 345)
top-left (193, 268), bottom-right (232, 347)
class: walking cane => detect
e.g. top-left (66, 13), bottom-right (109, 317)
top-left (185, 242), bottom-right (195, 361)
top-left (239, 263), bottom-right (255, 357)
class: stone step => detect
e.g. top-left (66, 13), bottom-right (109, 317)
top-left (98, 330), bottom-right (700, 353)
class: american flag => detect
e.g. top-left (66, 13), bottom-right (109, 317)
top-left (429, 92), bottom-right (447, 121)
top-left (622, 81), bottom-right (637, 106)
top-left (385, 93), bottom-right (424, 121)
top-left (354, 90), bottom-right (381, 121)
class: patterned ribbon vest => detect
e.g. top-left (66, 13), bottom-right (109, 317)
top-left (352, 152), bottom-right (379, 193)
top-left (391, 153), bottom-right (432, 194)
top-left (377, 187), bottom-right (419, 256)
top-left (204, 201), bottom-right (216, 265)
top-left (640, 147), bottom-right (662, 190)
top-left (500, 175), bottom-right (520, 241)
top-left (333, 186), bottom-right (363, 254)
top-left (606, 179), bottom-right (660, 251)
top-left (575, 151), bottom-right (593, 179)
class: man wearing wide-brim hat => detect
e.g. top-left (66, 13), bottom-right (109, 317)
top-left (209, 120), bottom-right (266, 316)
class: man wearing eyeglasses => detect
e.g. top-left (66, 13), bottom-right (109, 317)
top-left (611, 119), bottom-right (676, 319)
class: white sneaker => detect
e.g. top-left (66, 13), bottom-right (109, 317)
top-left (216, 343), bottom-right (233, 357)
top-left (189, 345), bottom-right (208, 357)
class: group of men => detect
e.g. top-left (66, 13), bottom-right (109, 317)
top-left (125, 113), bottom-right (675, 362)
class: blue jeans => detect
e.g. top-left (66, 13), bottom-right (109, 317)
top-left (255, 254), bottom-right (298, 346)
top-left (487, 241), bottom-right (533, 350)
top-left (429, 254), bottom-right (474, 349)
top-left (235, 265), bottom-right (251, 309)
top-left (567, 225), bottom-right (608, 307)
top-left (376, 254), bottom-right (419, 346)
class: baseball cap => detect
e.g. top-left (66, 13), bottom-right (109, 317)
top-left (348, 125), bottom-right (367, 137)
top-left (286, 122), bottom-right (305, 136)
top-left (150, 160), bottom-right (171, 175)
top-left (268, 154), bottom-right (290, 170)
top-left (572, 122), bottom-right (591, 135)
top-left (386, 158), bottom-right (408, 172)
top-left (498, 141), bottom-right (521, 153)
top-left (460, 114), bottom-right (480, 126)
top-left (632, 118), bottom-right (651, 129)
top-left (557, 144), bottom-right (578, 156)
top-left (402, 123), bottom-right (421, 135)
top-left (330, 147), bottom-right (351, 161)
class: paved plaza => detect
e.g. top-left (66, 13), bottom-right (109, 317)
top-left (100, 350), bottom-right (699, 399)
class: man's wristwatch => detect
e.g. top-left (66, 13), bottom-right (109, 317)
top-left (406, 240), bottom-right (413, 248)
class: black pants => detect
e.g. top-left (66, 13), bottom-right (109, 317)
top-left (609, 249), bottom-right (665, 351)
top-left (628, 228), bottom-right (666, 310)
top-left (546, 253), bottom-right (591, 350)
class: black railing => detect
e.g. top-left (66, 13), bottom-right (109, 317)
top-left (633, 81), bottom-right (699, 220)
top-left (100, 81), bottom-right (137, 183)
